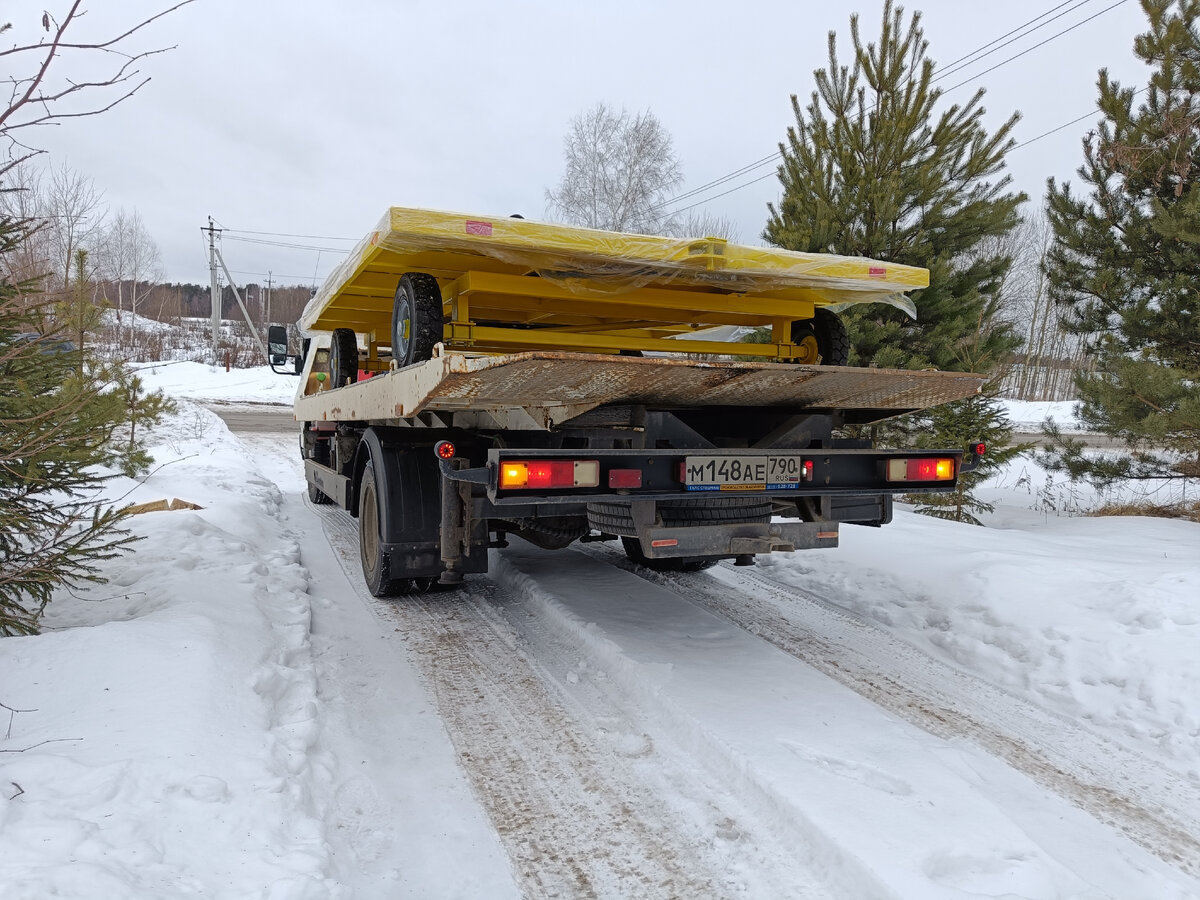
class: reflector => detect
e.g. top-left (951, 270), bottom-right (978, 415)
top-left (608, 468), bottom-right (642, 488)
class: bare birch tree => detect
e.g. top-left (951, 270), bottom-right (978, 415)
top-left (546, 103), bottom-right (683, 234)
top-left (43, 162), bottom-right (105, 289)
top-left (99, 207), bottom-right (162, 324)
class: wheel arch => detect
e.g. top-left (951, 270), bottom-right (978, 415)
top-left (350, 428), bottom-right (442, 544)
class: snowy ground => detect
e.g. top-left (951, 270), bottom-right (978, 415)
top-left (1, 369), bottom-right (1198, 898)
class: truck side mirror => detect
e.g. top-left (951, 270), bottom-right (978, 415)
top-left (268, 325), bottom-right (289, 365)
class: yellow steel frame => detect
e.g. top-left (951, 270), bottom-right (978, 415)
top-left (300, 207), bottom-right (930, 360)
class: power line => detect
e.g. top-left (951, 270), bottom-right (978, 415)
top-left (222, 234), bottom-right (352, 254)
top-left (931, 0), bottom-right (1095, 86)
top-left (224, 267), bottom-right (336, 282)
top-left (939, 0), bottom-right (1130, 95)
top-left (655, 0), bottom-right (1128, 215)
top-left (1012, 85), bottom-right (1146, 150)
top-left (223, 227), bottom-right (358, 242)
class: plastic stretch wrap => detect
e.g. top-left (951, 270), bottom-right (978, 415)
top-left (301, 207), bottom-right (927, 334)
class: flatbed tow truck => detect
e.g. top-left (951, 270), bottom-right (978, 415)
top-left (271, 207), bottom-right (986, 596)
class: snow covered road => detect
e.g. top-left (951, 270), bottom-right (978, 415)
top-left (3, 396), bottom-right (1198, 899)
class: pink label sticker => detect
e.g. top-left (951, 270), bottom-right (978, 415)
top-left (868, 266), bottom-right (886, 278)
top-left (465, 220), bottom-right (493, 236)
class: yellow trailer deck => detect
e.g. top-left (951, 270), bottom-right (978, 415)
top-left (298, 207), bottom-right (929, 361)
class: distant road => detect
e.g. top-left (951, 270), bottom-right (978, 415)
top-left (206, 402), bottom-right (299, 434)
top-left (1010, 431), bottom-right (1127, 450)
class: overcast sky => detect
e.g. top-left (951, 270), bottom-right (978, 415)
top-left (7, 0), bottom-right (1151, 288)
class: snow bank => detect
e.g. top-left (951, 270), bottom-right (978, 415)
top-left (759, 498), bottom-right (1200, 775)
top-left (0, 405), bottom-right (342, 898)
top-left (1002, 399), bottom-right (1081, 432)
top-left (131, 361), bottom-right (296, 406)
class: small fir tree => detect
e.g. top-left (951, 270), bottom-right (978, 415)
top-left (113, 370), bottom-right (176, 478)
top-left (1043, 0), bottom-right (1200, 486)
top-left (911, 392), bottom-right (1027, 524)
top-left (0, 217), bottom-right (134, 634)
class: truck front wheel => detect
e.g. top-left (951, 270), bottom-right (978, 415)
top-left (359, 459), bottom-right (407, 596)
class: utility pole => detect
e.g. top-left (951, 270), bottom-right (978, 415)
top-left (203, 217), bottom-right (222, 363)
top-left (265, 271), bottom-right (273, 325)
top-left (212, 243), bottom-right (269, 362)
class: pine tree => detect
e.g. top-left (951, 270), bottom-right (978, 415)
top-left (912, 392), bottom-right (1026, 524)
top-left (764, 1), bottom-right (1027, 522)
top-left (765, 0), bottom-right (1025, 372)
top-left (0, 217), bottom-right (135, 635)
top-left (1044, 0), bottom-right (1200, 485)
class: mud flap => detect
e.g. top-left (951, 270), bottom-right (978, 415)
top-left (358, 429), bottom-right (488, 579)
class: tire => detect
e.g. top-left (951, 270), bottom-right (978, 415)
top-left (790, 308), bottom-right (849, 366)
top-left (391, 273), bottom-right (443, 368)
top-left (301, 425), bottom-right (332, 504)
top-left (620, 536), bottom-right (719, 573)
top-left (329, 327), bottom-right (359, 388)
top-left (358, 459), bottom-right (407, 597)
top-left (587, 497), bottom-right (773, 536)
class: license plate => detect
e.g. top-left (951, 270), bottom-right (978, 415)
top-left (684, 455), bottom-right (803, 491)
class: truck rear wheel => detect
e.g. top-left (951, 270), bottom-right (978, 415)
top-left (329, 327), bottom-right (359, 388)
top-left (391, 273), bottom-right (443, 368)
top-left (359, 459), bottom-right (408, 596)
top-left (790, 308), bottom-right (849, 366)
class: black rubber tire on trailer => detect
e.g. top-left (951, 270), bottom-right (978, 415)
top-left (329, 327), bottom-right (359, 388)
top-left (789, 308), bottom-right (850, 366)
top-left (391, 273), bottom-right (444, 369)
top-left (358, 459), bottom-right (409, 597)
top-left (307, 480), bottom-right (331, 505)
top-left (620, 536), bottom-right (719, 573)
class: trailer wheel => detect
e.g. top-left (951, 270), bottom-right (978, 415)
top-left (790, 308), bottom-right (849, 366)
top-left (359, 459), bottom-right (406, 596)
top-left (392, 273), bottom-right (443, 368)
top-left (307, 481), bottom-right (332, 505)
top-left (620, 536), bottom-right (719, 573)
top-left (329, 327), bottom-right (359, 388)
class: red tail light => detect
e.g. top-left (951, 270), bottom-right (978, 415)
top-left (886, 457), bottom-right (955, 482)
top-left (499, 459), bottom-right (600, 489)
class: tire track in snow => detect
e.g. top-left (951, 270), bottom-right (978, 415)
top-left (315, 506), bottom-right (829, 900)
top-left (582, 544), bottom-right (1200, 877)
